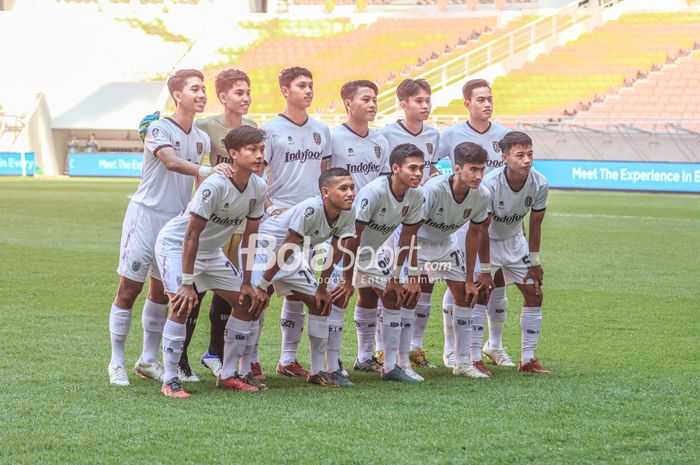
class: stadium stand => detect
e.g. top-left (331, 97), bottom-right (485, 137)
top-left (433, 12), bottom-right (700, 117)
top-left (577, 48), bottom-right (700, 119)
top-left (201, 15), bottom-right (547, 114)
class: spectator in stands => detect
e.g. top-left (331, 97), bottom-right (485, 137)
top-left (86, 133), bottom-right (100, 153)
top-left (67, 133), bottom-right (79, 154)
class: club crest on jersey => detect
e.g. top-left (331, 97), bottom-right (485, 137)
top-left (426, 143), bottom-right (434, 155)
top-left (463, 208), bottom-right (472, 219)
top-left (492, 141), bottom-right (501, 153)
top-left (498, 200), bottom-right (504, 209)
top-left (401, 206), bottom-right (409, 217)
top-left (313, 132), bottom-right (322, 145)
top-left (201, 189), bottom-right (212, 200)
top-left (360, 198), bottom-right (369, 209)
top-left (347, 147), bottom-right (354, 157)
top-left (175, 141), bottom-right (181, 150)
top-left (151, 127), bottom-right (159, 138)
top-left (223, 202), bottom-right (229, 210)
top-left (374, 145), bottom-right (382, 159)
top-left (287, 136), bottom-right (293, 144)
top-left (379, 207), bottom-right (386, 215)
top-left (196, 142), bottom-right (203, 156)
top-left (437, 207), bottom-right (444, 216)
top-left (304, 207), bottom-right (315, 217)
top-left (525, 196), bottom-right (533, 207)
top-left (249, 199), bottom-right (256, 210)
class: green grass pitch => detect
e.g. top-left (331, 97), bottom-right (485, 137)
top-left (1, 178), bottom-right (698, 465)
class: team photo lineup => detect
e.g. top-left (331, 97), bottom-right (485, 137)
top-left (108, 66), bottom-right (552, 398)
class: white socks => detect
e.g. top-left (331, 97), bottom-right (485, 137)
top-left (109, 304), bottom-right (132, 366)
top-left (354, 305), bottom-right (377, 362)
top-left (279, 299), bottom-right (305, 365)
top-left (374, 304), bottom-right (384, 353)
top-left (486, 287), bottom-right (508, 350)
top-left (520, 306), bottom-right (542, 363)
top-left (307, 314), bottom-right (329, 375)
top-left (327, 305), bottom-right (344, 373)
top-left (399, 308), bottom-right (415, 366)
top-left (380, 308), bottom-right (402, 371)
top-left (251, 312), bottom-right (264, 364)
top-left (470, 304), bottom-right (487, 362)
top-left (411, 292), bottom-right (432, 350)
top-left (452, 305), bottom-right (472, 366)
top-left (140, 299), bottom-right (167, 364)
top-left (239, 317), bottom-right (260, 377)
top-left (442, 291), bottom-right (455, 357)
top-left (222, 317), bottom-right (252, 379)
top-left (162, 319), bottom-right (186, 382)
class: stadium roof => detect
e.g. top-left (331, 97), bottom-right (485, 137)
top-left (51, 82), bottom-right (167, 131)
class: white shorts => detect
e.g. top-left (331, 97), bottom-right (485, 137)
top-left (489, 233), bottom-right (531, 286)
top-left (155, 248), bottom-right (242, 294)
top-left (454, 222), bottom-right (468, 255)
top-left (417, 237), bottom-right (466, 283)
top-left (252, 251), bottom-right (317, 296)
top-left (117, 201), bottom-right (173, 282)
top-left (353, 249), bottom-right (392, 291)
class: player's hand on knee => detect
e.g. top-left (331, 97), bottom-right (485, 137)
top-left (401, 279), bottom-right (421, 308)
top-left (465, 281), bottom-right (479, 308)
top-left (171, 285), bottom-right (198, 317)
top-left (212, 163), bottom-right (235, 178)
top-left (239, 283), bottom-right (259, 315)
top-left (474, 272), bottom-right (494, 302)
top-left (252, 286), bottom-right (270, 318)
top-left (331, 278), bottom-right (354, 308)
top-left (384, 277), bottom-right (404, 303)
top-left (315, 288), bottom-right (332, 316)
top-left (524, 265), bottom-right (544, 296)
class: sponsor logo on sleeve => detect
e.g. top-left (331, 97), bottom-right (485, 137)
top-left (304, 207), bottom-right (315, 217)
top-left (360, 198), bottom-right (369, 209)
top-left (152, 127), bottom-right (159, 138)
top-left (201, 189), bottom-right (212, 200)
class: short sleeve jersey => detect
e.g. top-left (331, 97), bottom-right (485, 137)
top-left (419, 174), bottom-right (490, 243)
top-left (354, 175), bottom-right (424, 253)
top-left (328, 124), bottom-right (391, 192)
top-left (195, 115), bottom-right (257, 168)
top-left (436, 121), bottom-right (510, 174)
top-left (132, 117), bottom-right (211, 214)
top-left (157, 173), bottom-right (266, 258)
top-left (482, 166), bottom-right (548, 240)
top-left (258, 196), bottom-right (356, 254)
top-left (378, 121), bottom-right (440, 183)
top-left (262, 115), bottom-right (331, 209)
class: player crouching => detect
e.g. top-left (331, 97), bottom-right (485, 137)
top-left (154, 126), bottom-right (269, 398)
top-left (252, 168), bottom-right (356, 387)
top-left (480, 131), bottom-right (551, 375)
top-left (417, 142), bottom-right (493, 378)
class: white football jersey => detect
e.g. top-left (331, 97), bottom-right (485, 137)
top-left (258, 196), bottom-right (355, 253)
top-left (157, 173), bottom-right (266, 258)
top-left (328, 124), bottom-right (391, 192)
top-left (262, 115), bottom-right (331, 209)
top-left (482, 166), bottom-right (548, 240)
top-left (133, 117), bottom-right (211, 214)
top-left (354, 175), bottom-right (424, 253)
top-left (436, 121), bottom-right (510, 174)
top-left (419, 174), bottom-right (490, 243)
top-left (378, 121), bottom-right (440, 183)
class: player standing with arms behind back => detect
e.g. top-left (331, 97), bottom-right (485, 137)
top-left (480, 131), bottom-right (550, 375)
top-left (435, 78), bottom-right (512, 369)
top-left (378, 78), bottom-right (440, 369)
top-left (261, 67), bottom-right (331, 378)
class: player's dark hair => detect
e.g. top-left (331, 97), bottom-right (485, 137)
top-left (340, 80), bottom-right (379, 101)
top-left (390, 143), bottom-right (425, 168)
top-left (279, 67), bottom-right (313, 88)
top-left (396, 78), bottom-right (431, 102)
top-left (319, 167), bottom-right (352, 191)
top-left (461, 78), bottom-right (491, 100)
top-left (454, 142), bottom-right (488, 166)
top-left (498, 131), bottom-right (533, 154)
top-left (224, 125), bottom-right (266, 152)
top-left (167, 69), bottom-right (205, 104)
top-left (215, 68), bottom-right (250, 96)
